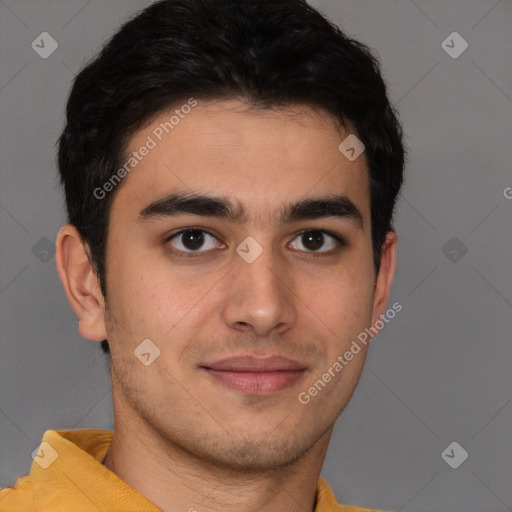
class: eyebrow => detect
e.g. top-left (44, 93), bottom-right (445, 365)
top-left (137, 191), bottom-right (364, 229)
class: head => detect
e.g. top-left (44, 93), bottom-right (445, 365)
top-left (56, 0), bottom-right (404, 471)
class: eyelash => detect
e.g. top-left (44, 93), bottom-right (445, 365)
top-left (165, 227), bottom-right (346, 259)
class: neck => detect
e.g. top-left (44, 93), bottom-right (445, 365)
top-left (103, 412), bottom-right (332, 512)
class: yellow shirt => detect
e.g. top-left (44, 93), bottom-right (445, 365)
top-left (0, 429), bottom-right (387, 512)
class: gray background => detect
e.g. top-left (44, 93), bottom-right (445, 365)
top-left (0, 1), bottom-right (511, 511)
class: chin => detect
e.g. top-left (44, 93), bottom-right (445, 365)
top-left (206, 441), bottom-right (307, 471)
top-left (181, 425), bottom-right (322, 472)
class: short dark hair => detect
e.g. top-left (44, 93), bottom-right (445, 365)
top-left (57, 0), bottom-right (405, 355)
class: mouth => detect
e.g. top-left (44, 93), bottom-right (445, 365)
top-left (200, 355), bottom-right (308, 394)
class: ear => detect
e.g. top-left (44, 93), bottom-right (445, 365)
top-left (55, 224), bottom-right (107, 342)
top-left (370, 230), bottom-right (398, 332)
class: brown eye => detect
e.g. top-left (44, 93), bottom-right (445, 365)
top-left (180, 230), bottom-right (206, 250)
top-left (168, 229), bottom-right (223, 255)
top-left (289, 230), bottom-right (344, 255)
top-left (301, 231), bottom-right (324, 251)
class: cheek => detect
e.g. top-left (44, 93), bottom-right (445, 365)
top-left (322, 281), bottom-right (373, 349)
top-left (323, 246), bottom-right (374, 305)
top-left (298, 263), bottom-right (374, 414)
top-left (311, 252), bottom-right (375, 348)
top-left (105, 246), bottom-right (218, 342)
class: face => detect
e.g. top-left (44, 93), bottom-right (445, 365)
top-left (96, 99), bottom-right (394, 470)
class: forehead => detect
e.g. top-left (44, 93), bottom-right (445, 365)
top-left (111, 99), bottom-right (370, 226)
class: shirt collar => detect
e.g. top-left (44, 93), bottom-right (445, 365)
top-left (28, 429), bottom-right (354, 512)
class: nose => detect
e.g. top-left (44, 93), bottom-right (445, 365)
top-left (221, 243), bottom-right (298, 338)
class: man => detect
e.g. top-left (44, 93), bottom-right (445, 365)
top-left (0, 0), bottom-right (404, 510)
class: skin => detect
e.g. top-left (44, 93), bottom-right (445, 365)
top-left (56, 99), bottom-right (397, 512)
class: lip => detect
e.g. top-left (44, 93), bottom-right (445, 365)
top-left (201, 355), bottom-right (307, 394)
top-left (203, 355), bottom-right (307, 372)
